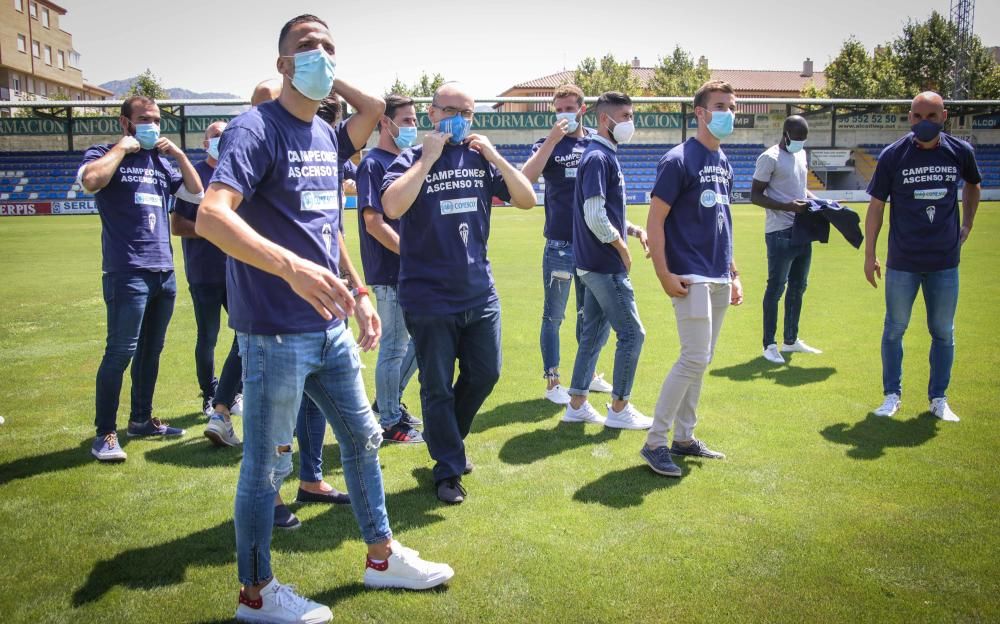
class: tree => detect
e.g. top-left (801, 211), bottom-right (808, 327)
top-left (127, 69), bottom-right (168, 100)
top-left (573, 54), bottom-right (643, 97)
top-left (892, 11), bottom-right (957, 95)
top-left (385, 72), bottom-right (445, 111)
top-left (647, 46), bottom-right (710, 110)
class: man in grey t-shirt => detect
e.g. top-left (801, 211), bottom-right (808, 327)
top-left (751, 116), bottom-right (822, 364)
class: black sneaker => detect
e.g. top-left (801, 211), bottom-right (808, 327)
top-left (273, 504), bottom-right (301, 530)
top-left (382, 422), bottom-right (424, 444)
top-left (295, 487), bottom-right (350, 505)
top-left (399, 403), bottom-right (422, 428)
top-left (463, 458), bottom-right (474, 475)
top-left (670, 438), bottom-right (726, 460)
top-left (436, 477), bottom-right (466, 504)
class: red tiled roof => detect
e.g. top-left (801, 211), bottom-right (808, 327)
top-left (503, 67), bottom-right (826, 94)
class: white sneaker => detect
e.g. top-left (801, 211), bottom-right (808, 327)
top-left (930, 397), bottom-right (960, 422)
top-left (544, 384), bottom-right (571, 405)
top-left (589, 373), bottom-right (613, 393)
top-left (604, 403), bottom-right (653, 430)
top-left (781, 339), bottom-right (823, 354)
top-left (230, 394), bottom-right (244, 417)
top-left (205, 413), bottom-right (241, 447)
top-left (235, 578), bottom-right (332, 624)
top-left (762, 344), bottom-right (785, 364)
top-left (561, 401), bottom-right (606, 424)
top-left (873, 393), bottom-right (901, 417)
top-left (363, 544), bottom-right (454, 590)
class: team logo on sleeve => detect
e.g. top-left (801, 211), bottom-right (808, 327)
top-left (147, 213), bottom-right (156, 232)
top-left (925, 205), bottom-right (936, 223)
top-left (321, 223), bottom-right (333, 254)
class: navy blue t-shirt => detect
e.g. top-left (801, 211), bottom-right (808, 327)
top-left (174, 160), bottom-right (227, 284)
top-left (531, 132), bottom-right (591, 242)
top-left (82, 145), bottom-right (183, 273)
top-left (356, 147), bottom-right (400, 286)
top-left (211, 100), bottom-right (357, 334)
top-left (381, 143), bottom-right (511, 315)
top-left (652, 138), bottom-right (734, 280)
top-left (867, 132), bottom-right (981, 272)
top-left (572, 139), bottom-right (627, 274)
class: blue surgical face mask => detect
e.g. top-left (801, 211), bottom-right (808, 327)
top-left (437, 114), bottom-right (470, 144)
top-left (290, 48), bottom-right (336, 101)
top-left (911, 119), bottom-right (943, 143)
top-left (390, 120), bottom-right (417, 149)
top-left (556, 111), bottom-right (580, 133)
top-left (133, 122), bottom-right (160, 150)
top-left (206, 136), bottom-right (221, 160)
top-left (705, 109), bottom-right (735, 139)
top-left (786, 137), bottom-right (806, 153)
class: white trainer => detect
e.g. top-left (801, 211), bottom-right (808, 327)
top-left (781, 339), bottom-right (823, 354)
top-left (589, 373), bottom-right (613, 393)
top-left (561, 401), bottom-right (606, 424)
top-left (873, 393), bottom-right (901, 417)
top-left (762, 344), bottom-right (785, 364)
top-left (605, 403), bottom-right (653, 430)
top-left (930, 397), bottom-right (960, 422)
top-left (230, 394), bottom-right (244, 417)
top-left (235, 578), bottom-right (332, 624)
top-left (544, 384), bottom-right (571, 405)
top-left (363, 544), bottom-right (454, 590)
top-left (205, 413), bottom-right (241, 447)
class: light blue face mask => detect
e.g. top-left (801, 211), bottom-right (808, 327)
top-left (133, 122), bottom-right (160, 150)
top-left (291, 48), bottom-right (336, 101)
top-left (391, 121), bottom-right (417, 149)
top-left (706, 109), bottom-right (735, 140)
top-left (438, 115), bottom-right (470, 144)
top-left (206, 136), bottom-right (221, 160)
top-left (556, 111), bottom-right (580, 133)
top-left (786, 138), bottom-right (806, 153)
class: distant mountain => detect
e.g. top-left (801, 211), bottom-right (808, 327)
top-left (98, 77), bottom-right (244, 115)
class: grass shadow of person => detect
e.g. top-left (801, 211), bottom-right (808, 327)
top-left (820, 412), bottom-right (939, 460)
top-left (144, 435), bottom-right (244, 468)
top-left (498, 422), bottom-right (621, 466)
top-left (470, 398), bottom-right (562, 435)
top-left (573, 463), bottom-right (689, 509)
top-left (709, 357), bottom-right (836, 387)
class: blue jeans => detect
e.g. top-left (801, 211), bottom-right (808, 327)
top-left (94, 270), bottom-right (176, 436)
top-left (569, 271), bottom-right (644, 402)
top-left (373, 284), bottom-right (418, 428)
top-left (234, 324), bottom-right (390, 587)
top-left (540, 240), bottom-right (586, 376)
top-left (882, 267), bottom-right (959, 400)
top-left (189, 282), bottom-right (241, 404)
top-left (762, 228), bottom-right (812, 348)
top-left (404, 300), bottom-right (502, 483)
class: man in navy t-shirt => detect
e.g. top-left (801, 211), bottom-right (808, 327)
top-left (196, 15), bottom-right (453, 622)
top-left (357, 94), bottom-right (423, 444)
top-left (79, 95), bottom-right (204, 463)
top-left (563, 91), bottom-right (653, 431)
top-left (521, 84), bottom-right (619, 405)
top-left (170, 121), bottom-right (242, 448)
top-left (864, 91), bottom-right (981, 422)
top-left (382, 82), bottom-right (537, 505)
top-left (641, 80), bottom-right (744, 478)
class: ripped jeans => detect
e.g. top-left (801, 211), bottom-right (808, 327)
top-left (540, 240), bottom-right (584, 377)
top-left (234, 323), bottom-right (391, 587)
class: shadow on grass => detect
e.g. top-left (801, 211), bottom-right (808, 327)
top-left (471, 398), bottom-right (562, 434)
top-left (710, 357), bottom-right (836, 387)
top-left (498, 422), bottom-right (621, 465)
top-left (144, 436), bottom-right (244, 468)
top-left (821, 412), bottom-right (939, 459)
top-left (573, 464), bottom-right (687, 508)
top-left (73, 468), bottom-right (447, 606)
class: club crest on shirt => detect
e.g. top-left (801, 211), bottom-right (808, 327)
top-left (147, 212), bottom-right (156, 232)
top-left (321, 223), bottom-right (333, 254)
top-left (459, 222), bottom-right (469, 247)
top-left (717, 210), bottom-right (725, 233)
top-left (926, 205), bottom-right (936, 223)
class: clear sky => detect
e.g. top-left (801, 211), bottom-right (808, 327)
top-left (59, 0), bottom-right (1000, 100)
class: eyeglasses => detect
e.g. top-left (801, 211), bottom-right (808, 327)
top-left (432, 104), bottom-right (474, 119)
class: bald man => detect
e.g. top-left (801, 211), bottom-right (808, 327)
top-left (865, 91), bottom-right (981, 421)
top-left (382, 82), bottom-right (536, 504)
top-left (752, 115), bottom-right (823, 364)
top-left (171, 122), bottom-right (243, 446)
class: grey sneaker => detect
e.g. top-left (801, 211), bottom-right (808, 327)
top-left (640, 446), bottom-right (681, 477)
top-left (671, 438), bottom-right (726, 459)
top-left (205, 413), bottom-right (241, 447)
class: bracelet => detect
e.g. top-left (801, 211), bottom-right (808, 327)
top-left (730, 270), bottom-right (740, 279)
top-left (351, 286), bottom-right (369, 298)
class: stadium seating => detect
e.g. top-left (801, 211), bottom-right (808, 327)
top-left (859, 143), bottom-right (1000, 188)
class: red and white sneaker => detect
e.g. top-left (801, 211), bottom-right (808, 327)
top-left (235, 578), bottom-right (332, 624)
top-left (363, 543), bottom-right (454, 590)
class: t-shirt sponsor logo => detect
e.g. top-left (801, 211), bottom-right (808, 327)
top-left (300, 190), bottom-right (339, 212)
top-left (700, 190), bottom-right (730, 208)
top-left (134, 192), bottom-right (162, 208)
top-left (440, 197), bottom-right (478, 215)
top-left (564, 167), bottom-right (577, 179)
top-left (914, 188), bottom-right (947, 201)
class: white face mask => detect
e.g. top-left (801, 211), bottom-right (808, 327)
top-left (556, 111), bottom-right (580, 133)
top-left (608, 117), bottom-right (635, 144)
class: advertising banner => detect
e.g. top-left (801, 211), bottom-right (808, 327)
top-left (0, 201), bottom-right (52, 216)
